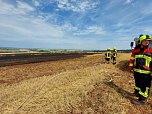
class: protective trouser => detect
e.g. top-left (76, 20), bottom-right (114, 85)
top-left (112, 57), bottom-right (116, 64)
top-left (134, 71), bottom-right (151, 100)
top-left (105, 58), bottom-right (110, 64)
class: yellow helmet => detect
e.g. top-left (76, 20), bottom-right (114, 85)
top-left (139, 35), bottom-right (151, 43)
top-left (107, 48), bottom-right (110, 51)
top-left (113, 47), bottom-right (116, 50)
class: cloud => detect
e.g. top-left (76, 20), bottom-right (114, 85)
top-left (0, 0), bottom-right (152, 50)
top-left (0, 0), bottom-right (34, 15)
top-left (61, 23), bottom-right (78, 31)
top-left (0, 1), bottom-right (15, 14)
top-left (0, 16), bottom-right (65, 40)
top-left (0, 0), bottom-right (67, 41)
top-left (73, 26), bottom-right (106, 36)
top-left (56, 0), bottom-right (100, 13)
top-left (0, 0), bottom-right (65, 43)
top-left (0, 1), bottom-right (100, 49)
top-left (87, 26), bottom-right (105, 35)
top-left (17, 1), bottom-right (35, 12)
top-left (125, 0), bottom-right (135, 4)
top-left (140, 2), bottom-right (152, 15)
top-left (32, 0), bottom-right (40, 7)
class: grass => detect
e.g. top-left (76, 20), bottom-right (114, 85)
top-left (1, 53), bottom-right (152, 114)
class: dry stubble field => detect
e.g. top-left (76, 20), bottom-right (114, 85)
top-left (0, 53), bottom-right (152, 114)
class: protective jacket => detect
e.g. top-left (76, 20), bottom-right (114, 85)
top-left (128, 45), bottom-right (152, 74)
top-left (112, 51), bottom-right (117, 58)
top-left (105, 51), bottom-right (111, 59)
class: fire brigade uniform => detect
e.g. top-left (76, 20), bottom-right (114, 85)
top-left (111, 48), bottom-right (117, 64)
top-left (105, 48), bottom-right (111, 64)
top-left (128, 35), bottom-right (152, 104)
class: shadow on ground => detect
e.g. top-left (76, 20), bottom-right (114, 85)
top-left (116, 60), bottom-right (130, 72)
top-left (104, 81), bottom-right (135, 103)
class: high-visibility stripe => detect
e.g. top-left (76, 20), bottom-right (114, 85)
top-left (129, 63), bottom-right (133, 66)
top-left (134, 54), bottom-right (151, 69)
top-left (106, 52), bottom-right (111, 58)
top-left (135, 55), bottom-right (143, 58)
top-left (130, 57), bottom-right (135, 60)
top-left (112, 52), bottom-right (117, 57)
top-left (144, 56), bottom-right (151, 67)
top-left (135, 55), bottom-right (151, 61)
top-left (133, 68), bottom-right (151, 74)
top-left (135, 86), bottom-right (141, 91)
top-left (139, 87), bottom-right (149, 98)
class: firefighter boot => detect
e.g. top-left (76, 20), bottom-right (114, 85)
top-left (132, 96), bottom-right (146, 105)
top-left (132, 89), bottom-right (139, 97)
top-left (113, 60), bottom-right (116, 65)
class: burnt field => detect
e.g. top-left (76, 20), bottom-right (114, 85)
top-left (1, 53), bottom-right (152, 114)
top-left (0, 52), bottom-right (97, 67)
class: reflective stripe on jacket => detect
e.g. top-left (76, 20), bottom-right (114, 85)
top-left (105, 51), bottom-right (111, 58)
top-left (112, 52), bottom-right (117, 57)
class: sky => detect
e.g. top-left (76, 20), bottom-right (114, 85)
top-left (0, 0), bottom-right (152, 50)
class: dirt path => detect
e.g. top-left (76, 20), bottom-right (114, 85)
top-left (0, 53), bottom-right (152, 114)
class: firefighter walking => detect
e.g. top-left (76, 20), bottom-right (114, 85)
top-left (111, 48), bottom-right (117, 64)
top-left (128, 34), bottom-right (152, 105)
top-left (105, 48), bottom-right (111, 64)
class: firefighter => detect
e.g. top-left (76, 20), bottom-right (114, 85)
top-left (105, 48), bottom-right (111, 64)
top-left (111, 47), bottom-right (117, 64)
top-left (128, 34), bottom-right (152, 105)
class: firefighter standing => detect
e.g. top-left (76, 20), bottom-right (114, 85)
top-left (105, 48), bottom-right (111, 64)
top-left (111, 48), bottom-right (117, 64)
top-left (128, 35), bottom-right (152, 105)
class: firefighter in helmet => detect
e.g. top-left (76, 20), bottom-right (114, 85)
top-left (105, 48), bottom-right (111, 64)
top-left (111, 47), bottom-right (117, 64)
top-left (128, 34), bottom-right (152, 105)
